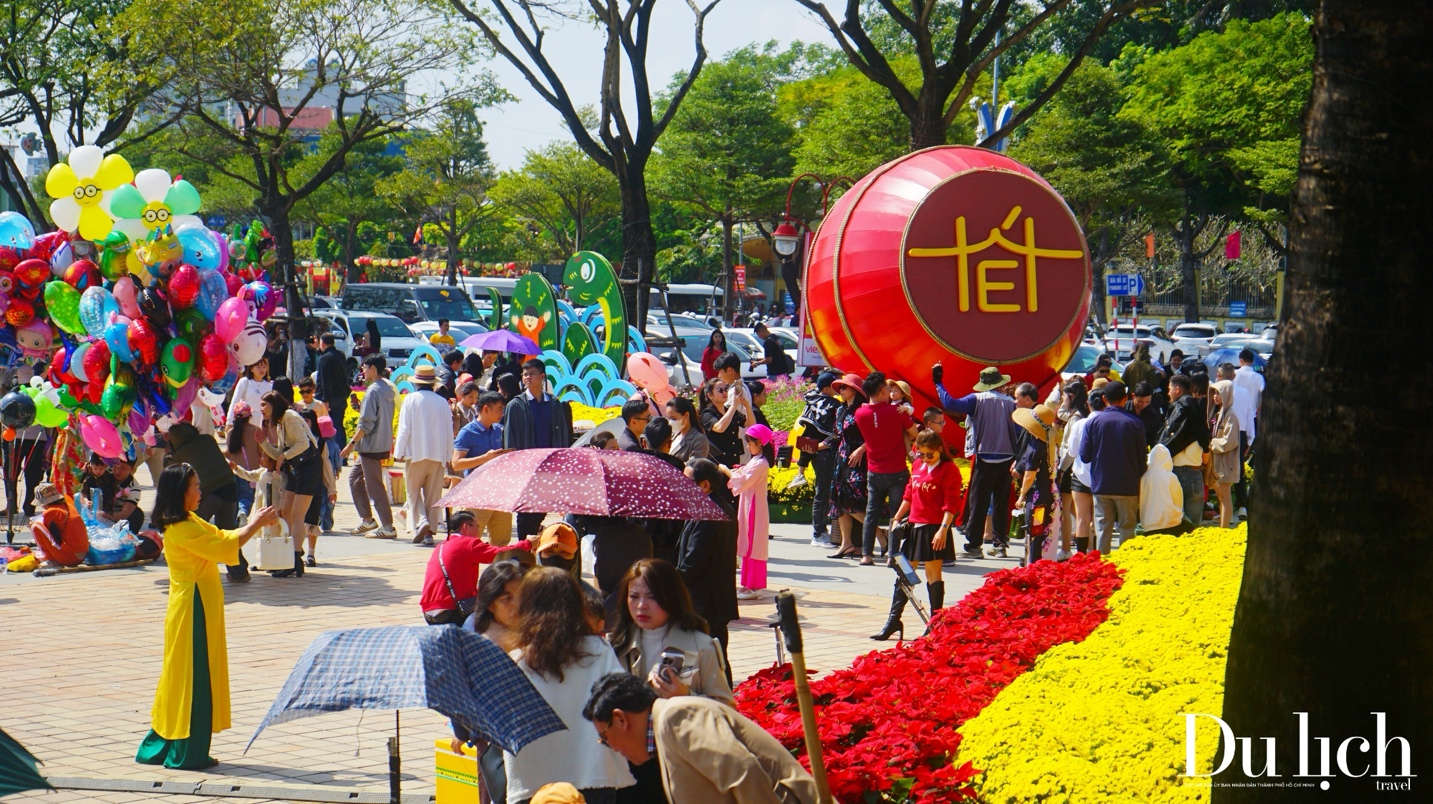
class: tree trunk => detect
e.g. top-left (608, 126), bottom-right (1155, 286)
top-left (1215, 2), bottom-right (1433, 798)
top-left (909, 90), bottom-right (948, 151)
top-left (0, 147), bottom-right (49, 228)
top-left (617, 167), bottom-right (656, 336)
top-left (262, 200), bottom-right (309, 381)
top-left (345, 220), bottom-right (359, 285)
top-left (1176, 214), bottom-right (1201, 323)
top-left (721, 215), bottom-right (734, 318)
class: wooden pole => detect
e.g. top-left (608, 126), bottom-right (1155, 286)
top-left (775, 591), bottom-right (833, 804)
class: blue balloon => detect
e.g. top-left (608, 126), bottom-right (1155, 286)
top-left (193, 269), bottom-right (228, 320)
top-left (79, 286), bottom-right (119, 337)
top-left (0, 211), bottom-right (35, 250)
top-left (211, 367), bottom-right (239, 395)
top-left (176, 226), bottom-right (222, 270)
top-left (105, 321), bottom-right (136, 363)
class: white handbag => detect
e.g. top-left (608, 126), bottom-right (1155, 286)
top-left (251, 478), bottom-right (293, 570)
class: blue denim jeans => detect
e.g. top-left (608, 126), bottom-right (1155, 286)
top-left (235, 479), bottom-right (255, 519)
top-left (862, 471), bottom-right (909, 557)
top-left (1172, 465), bottom-right (1205, 528)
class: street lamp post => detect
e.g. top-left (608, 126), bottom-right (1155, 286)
top-left (769, 173), bottom-right (852, 327)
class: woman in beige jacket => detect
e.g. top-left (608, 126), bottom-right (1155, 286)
top-left (1209, 380), bottom-right (1242, 528)
top-left (609, 558), bottom-right (733, 804)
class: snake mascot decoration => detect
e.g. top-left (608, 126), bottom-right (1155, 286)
top-left (563, 251), bottom-right (626, 371)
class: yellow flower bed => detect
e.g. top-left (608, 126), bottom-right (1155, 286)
top-left (571, 403), bottom-right (621, 429)
top-left (955, 525), bottom-right (1247, 803)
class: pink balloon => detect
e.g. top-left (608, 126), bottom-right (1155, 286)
top-left (212, 230), bottom-right (230, 273)
top-left (113, 277), bottom-right (141, 319)
top-left (80, 414), bottom-right (122, 459)
top-left (626, 352), bottom-right (676, 404)
top-left (214, 296), bottom-right (250, 343)
top-left (172, 375), bottom-right (200, 419)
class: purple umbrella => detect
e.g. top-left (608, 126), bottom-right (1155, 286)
top-left (437, 448), bottom-right (729, 520)
top-left (459, 329), bottom-right (539, 355)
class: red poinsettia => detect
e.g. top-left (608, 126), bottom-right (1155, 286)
top-left (735, 552), bottom-right (1124, 802)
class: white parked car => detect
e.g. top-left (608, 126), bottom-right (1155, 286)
top-left (1102, 324), bottom-right (1174, 363)
top-left (1169, 323), bottom-right (1218, 358)
top-left (314, 310), bottom-right (427, 367)
top-left (727, 327), bottom-right (800, 369)
top-left (1198, 333), bottom-right (1259, 359)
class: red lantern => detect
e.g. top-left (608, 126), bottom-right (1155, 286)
top-left (804, 146), bottom-right (1092, 405)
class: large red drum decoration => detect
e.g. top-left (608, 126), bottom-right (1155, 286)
top-left (805, 146), bottom-right (1092, 404)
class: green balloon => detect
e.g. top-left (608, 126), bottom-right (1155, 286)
top-left (44, 281), bottom-right (85, 335)
top-left (175, 306), bottom-right (211, 342)
top-left (101, 365), bottom-right (137, 420)
top-left (32, 395), bottom-right (68, 428)
top-left (159, 337), bottom-right (195, 388)
top-left (99, 231), bottom-right (131, 281)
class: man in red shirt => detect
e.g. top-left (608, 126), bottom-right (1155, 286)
top-left (853, 372), bottom-right (919, 565)
top-left (421, 510), bottom-right (535, 625)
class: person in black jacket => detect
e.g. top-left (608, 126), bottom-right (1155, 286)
top-left (674, 459), bottom-right (738, 666)
top-left (1158, 374), bottom-right (1212, 528)
top-left (166, 422), bottom-right (247, 582)
top-left (315, 334), bottom-right (351, 426)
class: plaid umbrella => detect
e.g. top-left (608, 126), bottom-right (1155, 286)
top-left (246, 625), bottom-right (564, 755)
top-left (458, 330), bottom-right (539, 355)
top-left (0, 727), bottom-right (53, 796)
top-left (437, 447), bottom-right (730, 520)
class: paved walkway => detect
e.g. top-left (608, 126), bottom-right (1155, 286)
top-left (1, 465), bottom-right (1017, 802)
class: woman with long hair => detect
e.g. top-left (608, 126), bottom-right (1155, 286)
top-left (699, 329), bottom-right (726, 379)
top-left (1209, 380), bottom-right (1242, 528)
top-left (720, 426), bottom-right (774, 600)
top-left (259, 391), bottom-right (320, 577)
top-left (136, 464), bottom-right (277, 769)
top-left (874, 428), bottom-right (964, 640)
top-left (664, 396), bottom-right (709, 462)
top-left (504, 567), bottom-right (633, 803)
top-left (1058, 379), bottom-right (1093, 554)
top-left (608, 558), bottom-right (732, 804)
top-left (609, 559), bottom-right (732, 704)
top-left (696, 379), bottom-right (743, 467)
top-left (825, 374), bottom-right (869, 559)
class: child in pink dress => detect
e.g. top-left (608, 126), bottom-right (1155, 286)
top-left (725, 424), bottom-right (774, 600)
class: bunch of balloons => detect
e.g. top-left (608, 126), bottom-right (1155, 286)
top-left (0, 145), bottom-right (284, 458)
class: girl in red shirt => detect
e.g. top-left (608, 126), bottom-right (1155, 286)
top-left (872, 429), bottom-right (964, 641)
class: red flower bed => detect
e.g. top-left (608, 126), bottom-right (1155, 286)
top-left (735, 552), bottom-right (1125, 802)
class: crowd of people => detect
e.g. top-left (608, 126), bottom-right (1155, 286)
top-left (13, 317), bottom-right (1262, 803)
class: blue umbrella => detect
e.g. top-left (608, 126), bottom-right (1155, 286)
top-left (1201, 348), bottom-right (1266, 371)
top-left (246, 625), bottom-right (564, 756)
top-left (459, 329), bottom-right (539, 355)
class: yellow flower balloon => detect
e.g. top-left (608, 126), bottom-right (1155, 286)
top-left (45, 145), bottom-right (135, 241)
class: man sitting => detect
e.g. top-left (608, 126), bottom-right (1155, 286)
top-left (32, 482), bottom-right (88, 567)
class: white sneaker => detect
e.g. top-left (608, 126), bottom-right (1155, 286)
top-left (785, 472), bottom-right (808, 490)
top-left (375, 526), bottom-right (398, 539)
top-left (354, 520), bottom-right (379, 535)
top-left (1055, 549), bottom-right (1071, 562)
top-left (736, 588), bottom-right (761, 600)
top-left (1236, 507), bottom-right (1248, 521)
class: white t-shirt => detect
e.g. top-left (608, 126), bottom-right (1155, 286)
top-left (1232, 366), bottom-right (1264, 438)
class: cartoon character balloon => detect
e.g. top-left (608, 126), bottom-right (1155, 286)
top-left (159, 338), bottom-right (195, 388)
top-left (43, 145), bottom-right (135, 241)
top-left (15, 319), bottom-right (52, 359)
top-left (108, 168), bottom-right (203, 242)
top-left (228, 317), bottom-right (267, 366)
top-left (238, 281), bottom-right (276, 321)
top-left (80, 414), bottom-right (123, 458)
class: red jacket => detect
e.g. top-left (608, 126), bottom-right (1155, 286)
top-left (420, 536), bottom-right (532, 612)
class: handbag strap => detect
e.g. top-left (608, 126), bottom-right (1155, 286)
top-left (436, 541), bottom-right (463, 610)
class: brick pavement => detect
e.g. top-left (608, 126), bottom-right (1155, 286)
top-left (2, 466), bottom-right (947, 803)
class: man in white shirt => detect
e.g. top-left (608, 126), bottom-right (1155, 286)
top-left (1220, 358), bottom-right (1261, 519)
top-left (394, 363), bottom-right (455, 546)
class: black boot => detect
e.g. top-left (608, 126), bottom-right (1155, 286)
top-left (925, 580), bottom-right (945, 635)
top-left (870, 583), bottom-right (907, 641)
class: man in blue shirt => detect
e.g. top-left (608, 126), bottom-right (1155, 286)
top-left (452, 391), bottom-right (513, 545)
top-left (934, 364), bottom-right (1020, 558)
top-left (1078, 381), bottom-right (1147, 552)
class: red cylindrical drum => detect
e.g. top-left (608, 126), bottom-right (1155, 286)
top-left (804, 146), bottom-right (1092, 404)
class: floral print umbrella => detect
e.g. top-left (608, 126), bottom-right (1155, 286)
top-left (437, 447), bottom-right (729, 520)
